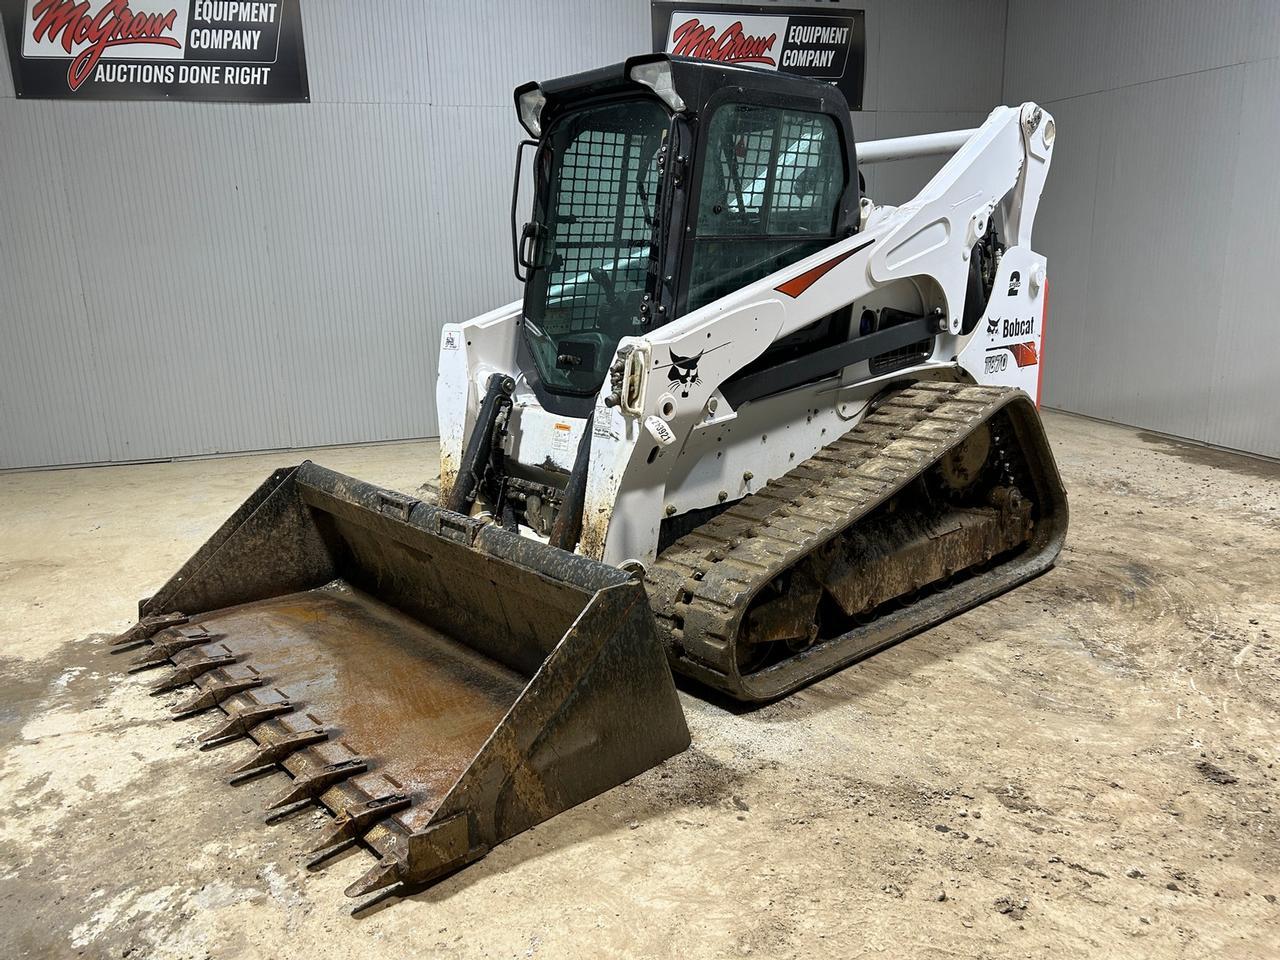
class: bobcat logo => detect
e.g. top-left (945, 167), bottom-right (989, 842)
top-left (667, 349), bottom-right (703, 398)
top-left (986, 317), bottom-right (999, 336)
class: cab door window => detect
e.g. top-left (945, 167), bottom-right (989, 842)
top-left (687, 104), bottom-right (844, 312)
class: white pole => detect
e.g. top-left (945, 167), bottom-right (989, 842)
top-left (857, 128), bottom-right (978, 165)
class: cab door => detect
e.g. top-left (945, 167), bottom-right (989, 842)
top-left (679, 93), bottom-right (853, 315)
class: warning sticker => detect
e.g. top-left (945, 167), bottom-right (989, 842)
top-left (551, 422), bottom-right (573, 456)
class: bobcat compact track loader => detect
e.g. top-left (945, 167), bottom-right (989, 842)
top-left (114, 55), bottom-right (1067, 900)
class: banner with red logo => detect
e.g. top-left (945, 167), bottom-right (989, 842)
top-left (651, 2), bottom-right (864, 109)
top-left (2, 0), bottom-right (308, 101)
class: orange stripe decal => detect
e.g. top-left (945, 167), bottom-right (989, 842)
top-left (774, 238), bottom-right (873, 299)
top-left (1008, 341), bottom-right (1039, 368)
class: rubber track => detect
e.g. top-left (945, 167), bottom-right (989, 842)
top-left (646, 381), bottom-right (1028, 686)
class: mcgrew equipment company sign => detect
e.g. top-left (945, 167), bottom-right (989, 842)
top-left (2, 0), bottom-right (308, 101)
top-left (651, 2), bottom-right (865, 109)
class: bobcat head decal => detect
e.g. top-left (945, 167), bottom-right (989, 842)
top-left (667, 349), bottom-right (703, 398)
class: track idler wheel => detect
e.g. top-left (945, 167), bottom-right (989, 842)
top-left (937, 423), bottom-right (991, 493)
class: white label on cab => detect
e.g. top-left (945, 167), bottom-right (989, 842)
top-left (551, 422), bottom-right (572, 456)
top-left (645, 415), bottom-right (677, 446)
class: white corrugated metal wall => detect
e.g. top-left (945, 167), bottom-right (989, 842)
top-left (0, 1), bottom-right (1006, 469)
top-left (1003, 0), bottom-right (1280, 457)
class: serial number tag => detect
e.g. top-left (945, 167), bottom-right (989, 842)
top-left (645, 415), bottom-right (676, 446)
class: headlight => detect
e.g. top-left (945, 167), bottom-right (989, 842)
top-left (516, 86), bottom-right (547, 137)
top-left (629, 60), bottom-right (686, 113)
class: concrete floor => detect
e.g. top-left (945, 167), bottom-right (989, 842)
top-left (1, 410), bottom-right (1278, 959)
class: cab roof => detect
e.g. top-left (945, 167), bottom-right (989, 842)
top-left (514, 54), bottom-right (852, 136)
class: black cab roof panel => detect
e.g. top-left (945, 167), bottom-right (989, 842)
top-left (515, 54), bottom-right (853, 130)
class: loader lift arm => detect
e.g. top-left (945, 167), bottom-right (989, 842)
top-left (582, 96), bottom-right (1054, 567)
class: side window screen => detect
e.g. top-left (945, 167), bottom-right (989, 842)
top-left (697, 106), bottom-right (777, 235)
top-left (770, 113), bottom-right (842, 233)
top-left (689, 104), bottom-right (843, 312)
top-left (520, 99), bottom-right (669, 396)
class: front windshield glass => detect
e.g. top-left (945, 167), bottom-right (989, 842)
top-left (523, 98), bottom-right (669, 396)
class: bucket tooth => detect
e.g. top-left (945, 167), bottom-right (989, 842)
top-left (343, 814), bottom-right (472, 898)
top-left (268, 757), bottom-right (368, 811)
top-left (128, 626), bottom-right (215, 671)
top-left (305, 837), bottom-right (358, 872)
top-left (228, 764), bottom-right (280, 787)
top-left (198, 699), bottom-right (294, 750)
top-left (149, 652), bottom-right (236, 694)
top-left (157, 624), bottom-right (215, 653)
top-left (264, 798), bottom-right (315, 825)
top-left (345, 855), bottom-right (403, 900)
top-left (128, 646), bottom-right (179, 672)
top-left (227, 728), bottom-right (328, 780)
top-left (170, 674), bottom-right (263, 719)
top-left (309, 792), bottom-right (411, 853)
top-left (111, 612), bottom-right (188, 650)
